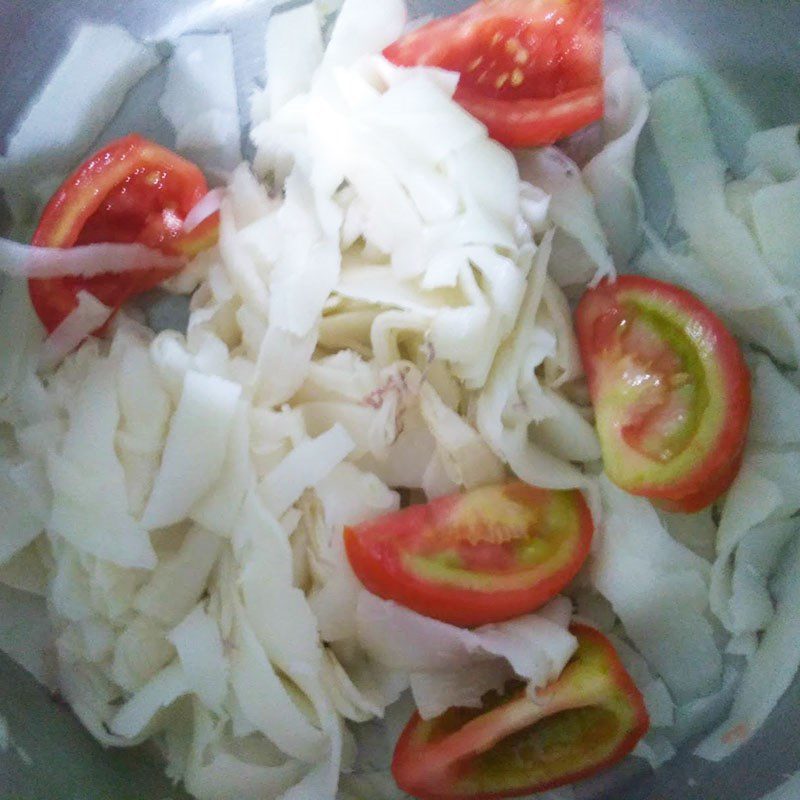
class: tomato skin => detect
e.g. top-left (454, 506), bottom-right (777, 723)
top-left (392, 624), bottom-right (649, 800)
top-left (384, 0), bottom-right (604, 148)
top-left (29, 134), bottom-right (219, 333)
top-left (175, 213), bottom-right (221, 259)
top-left (656, 448), bottom-right (744, 514)
top-left (456, 87), bottom-right (604, 150)
top-left (575, 276), bottom-right (750, 511)
top-left (345, 482), bottom-right (594, 628)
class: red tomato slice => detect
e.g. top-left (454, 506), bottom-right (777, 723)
top-left (29, 134), bottom-right (220, 334)
top-left (345, 482), bottom-right (593, 628)
top-left (392, 624), bottom-right (649, 800)
top-left (575, 276), bottom-right (751, 512)
top-left (383, 0), bottom-right (604, 148)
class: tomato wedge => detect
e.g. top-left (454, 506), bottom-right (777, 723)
top-left (575, 276), bottom-right (751, 512)
top-left (29, 134), bottom-right (219, 333)
top-left (344, 482), bottom-right (593, 628)
top-left (393, 624), bottom-right (649, 800)
top-left (383, 0), bottom-right (604, 148)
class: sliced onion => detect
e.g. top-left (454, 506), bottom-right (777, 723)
top-left (751, 178), bottom-right (800, 289)
top-left (109, 662), bottom-right (188, 740)
top-left (259, 424), bottom-right (356, 518)
top-left (263, 3), bottom-right (324, 118)
top-left (111, 617), bottom-right (175, 693)
top-left (0, 463), bottom-right (43, 566)
top-left (746, 354), bottom-right (800, 446)
top-left (48, 358), bottom-right (158, 570)
top-left (409, 661), bottom-right (514, 721)
top-left (134, 526), bottom-right (223, 628)
top-left (356, 591), bottom-right (577, 692)
top-left (2, 24), bottom-right (159, 168)
top-left (696, 540), bottom-right (800, 761)
top-left (517, 148), bottom-right (615, 287)
top-left (181, 703), bottom-right (305, 800)
top-left (583, 31), bottom-right (650, 268)
top-left (115, 330), bottom-right (172, 518)
top-left (476, 233), bottom-right (593, 492)
top-left (709, 447), bottom-right (800, 635)
top-left (141, 370), bottom-right (242, 531)
top-left (159, 34), bottom-right (242, 179)
top-left (0, 237), bottom-right (183, 280)
top-left (592, 477), bottom-right (722, 704)
top-left (0, 279), bottom-right (44, 407)
top-left (321, 0), bottom-right (407, 71)
top-left (190, 404), bottom-right (250, 536)
top-left (230, 607), bottom-right (326, 764)
top-left (38, 292), bottom-right (111, 372)
top-left (745, 125), bottom-right (800, 182)
top-left (649, 77), bottom-right (787, 307)
top-left (633, 732), bottom-right (677, 771)
top-left (169, 604), bottom-right (228, 712)
top-left (269, 172), bottom-right (342, 338)
top-left (183, 189), bottom-right (225, 234)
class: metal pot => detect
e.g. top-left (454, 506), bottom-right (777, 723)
top-left (0, 1), bottom-right (798, 798)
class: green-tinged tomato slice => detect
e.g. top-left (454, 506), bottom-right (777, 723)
top-left (392, 624), bottom-right (650, 800)
top-left (345, 482), bottom-right (594, 628)
top-left (576, 275), bottom-right (751, 512)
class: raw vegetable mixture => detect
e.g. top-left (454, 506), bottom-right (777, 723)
top-left (0, 1), bottom-right (799, 799)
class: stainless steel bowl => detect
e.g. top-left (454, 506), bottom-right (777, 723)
top-left (1, 1), bottom-right (799, 798)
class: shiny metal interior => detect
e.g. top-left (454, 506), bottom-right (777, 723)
top-left (0, 1), bottom-right (798, 798)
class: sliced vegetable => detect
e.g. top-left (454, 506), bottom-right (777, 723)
top-left (0, 237), bottom-right (184, 281)
top-left (345, 482), bottom-right (593, 628)
top-left (576, 275), bottom-right (751, 512)
top-left (648, 77), bottom-right (787, 311)
top-left (38, 291), bottom-right (112, 372)
top-left (384, 0), bottom-right (604, 148)
top-left (29, 134), bottom-right (219, 333)
top-left (593, 476), bottom-right (722, 703)
top-left (159, 34), bottom-right (242, 177)
top-left (392, 624), bottom-right (649, 800)
top-left (0, 24), bottom-right (160, 232)
top-left (140, 370), bottom-right (242, 531)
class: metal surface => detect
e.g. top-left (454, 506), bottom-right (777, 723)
top-left (0, 1), bottom-right (799, 798)
top-left (0, 643), bottom-right (186, 800)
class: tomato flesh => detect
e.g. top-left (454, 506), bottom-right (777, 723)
top-left (75, 168), bottom-right (188, 250)
top-left (392, 624), bottom-right (650, 800)
top-left (29, 134), bottom-right (219, 334)
top-left (384, 0), bottom-right (604, 148)
top-left (575, 276), bottom-right (751, 512)
top-left (345, 482), bottom-right (593, 628)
